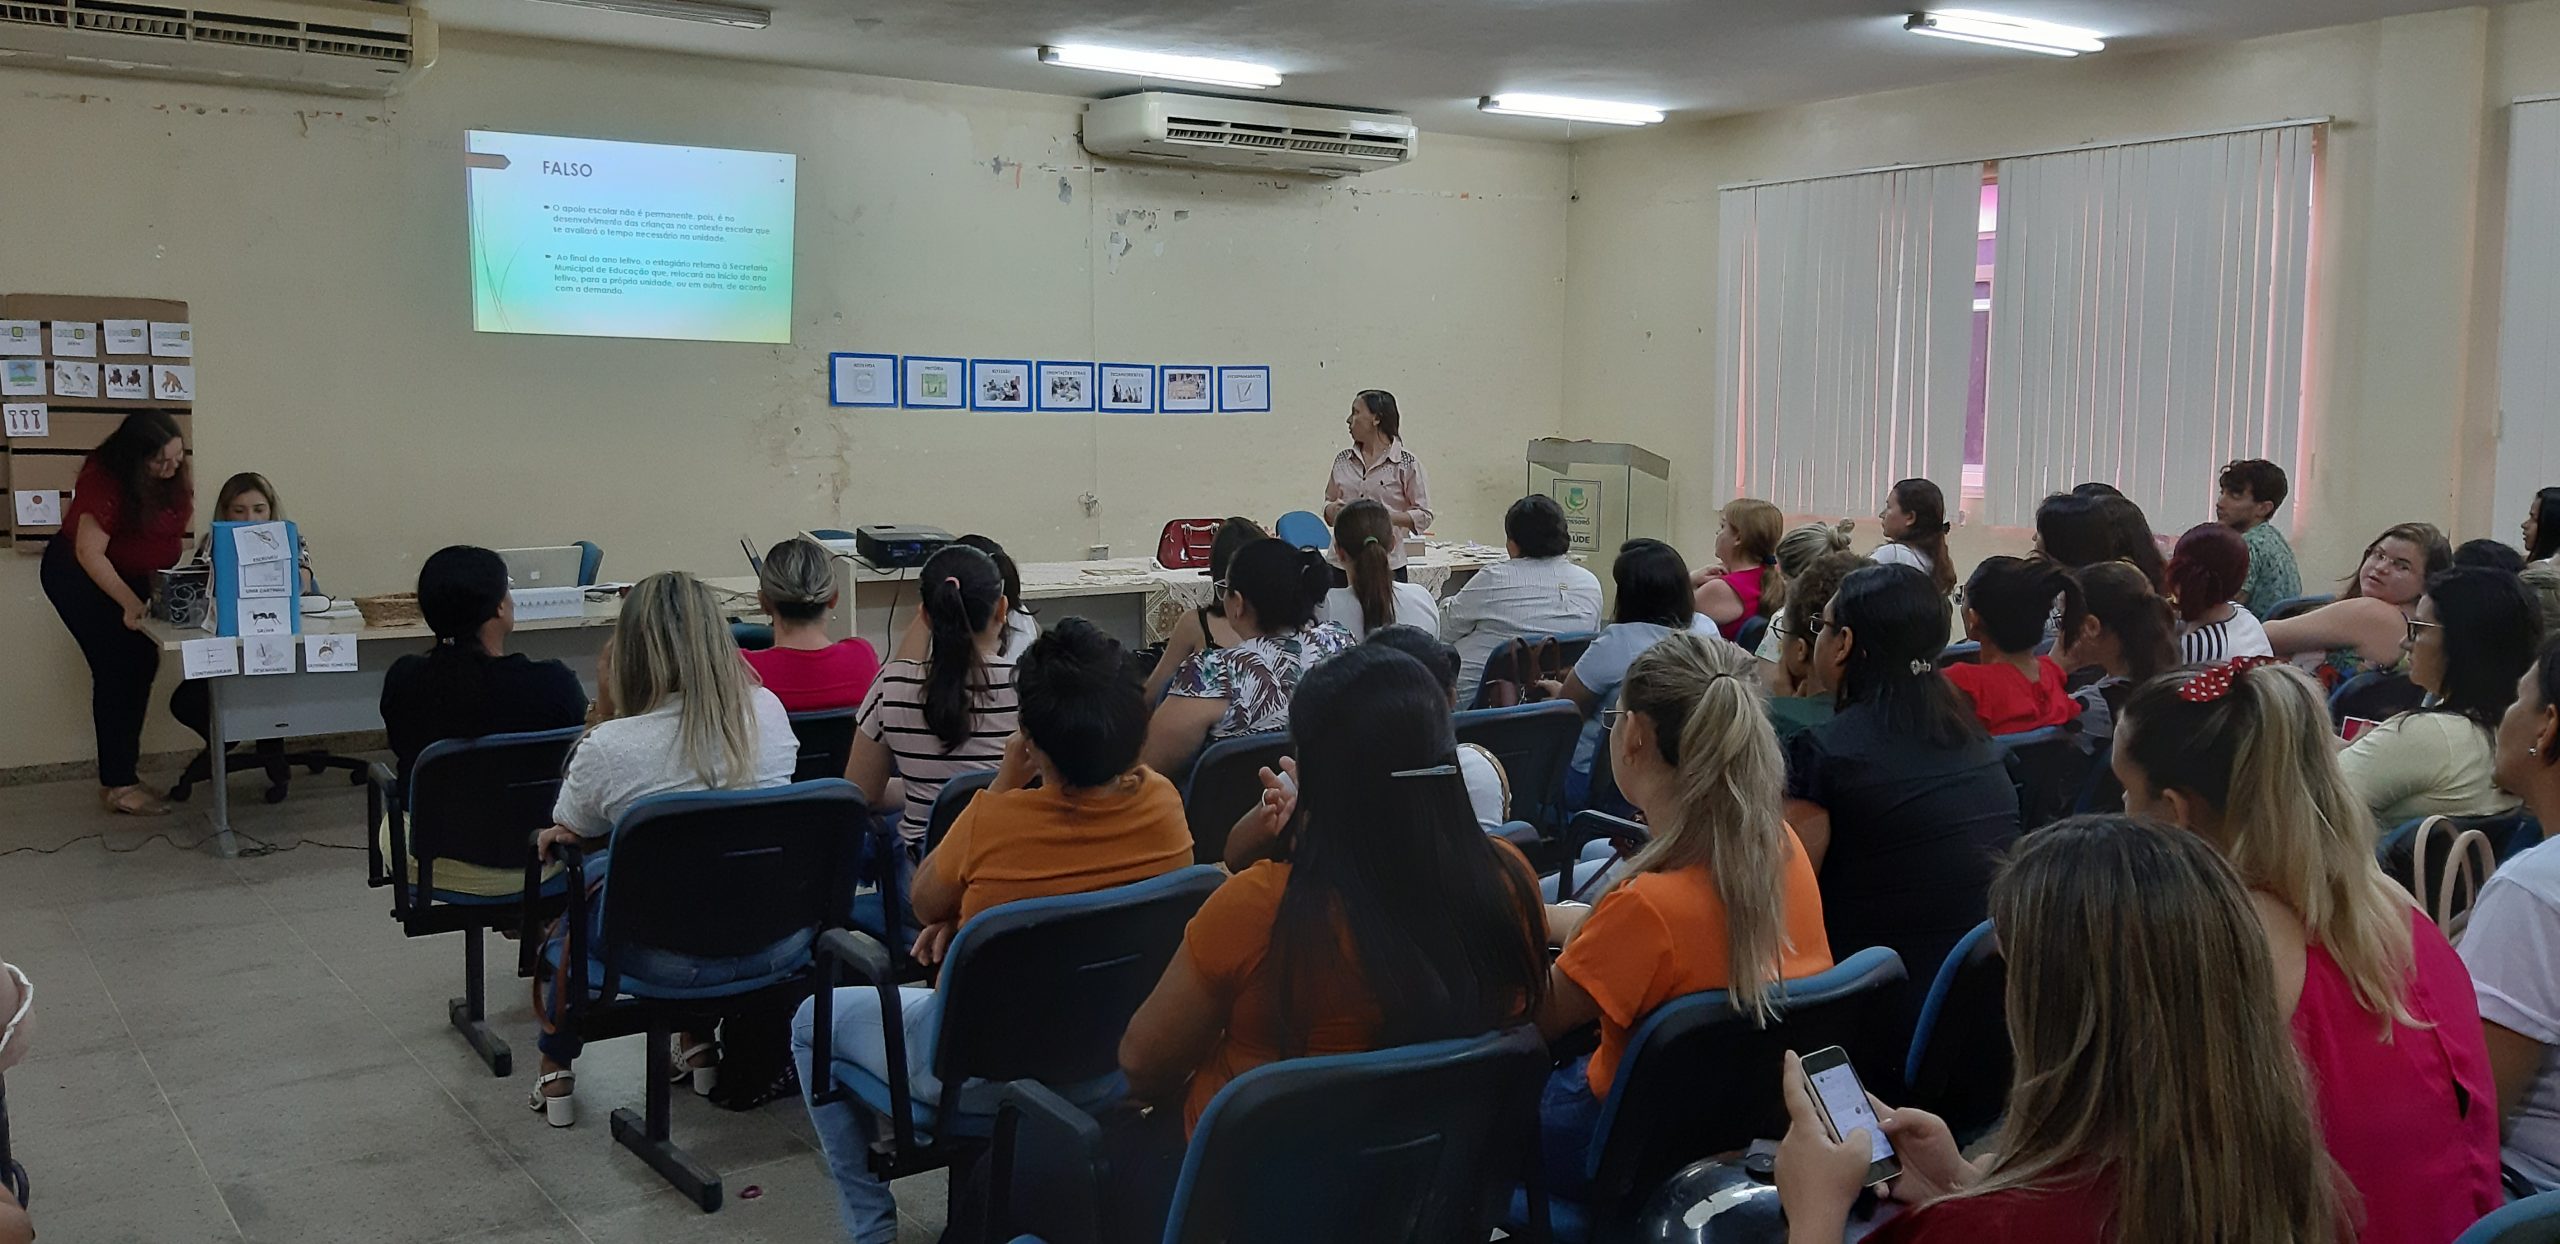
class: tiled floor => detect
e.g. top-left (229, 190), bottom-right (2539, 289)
top-left (0, 761), bottom-right (943, 1243)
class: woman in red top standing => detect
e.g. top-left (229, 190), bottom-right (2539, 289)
top-left (40, 411), bottom-right (192, 816)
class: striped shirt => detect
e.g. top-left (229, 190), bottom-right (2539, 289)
top-left (857, 655), bottom-right (1020, 841)
top-left (2177, 606), bottom-right (2274, 665)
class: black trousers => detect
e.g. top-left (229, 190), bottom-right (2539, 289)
top-left (40, 539), bottom-right (158, 788)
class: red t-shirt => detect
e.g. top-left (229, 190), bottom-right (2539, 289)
top-left (58, 460), bottom-right (189, 584)
top-left (743, 639), bottom-right (882, 714)
top-left (1941, 656), bottom-right (2077, 735)
top-left (1867, 1175), bottom-right (2112, 1244)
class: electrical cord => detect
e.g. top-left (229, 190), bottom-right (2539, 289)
top-left (0, 827), bottom-right (366, 859)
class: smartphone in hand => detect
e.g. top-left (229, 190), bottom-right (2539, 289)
top-left (1799, 1044), bottom-right (1900, 1185)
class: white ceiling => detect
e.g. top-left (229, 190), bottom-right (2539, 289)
top-left (424, 0), bottom-right (2477, 139)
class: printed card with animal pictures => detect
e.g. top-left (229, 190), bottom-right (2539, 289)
top-left (243, 634), bottom-right (296, 676)
top-left (304, 633), bottom-right (358, 674)
top-left (50, 362), bottom-right (98, 400)
top-left (151, 365), bottom-right (194, 401)
top-left (237, 595), bottom-right (293, 634)
top-left (1, 360), bottom-right (40, 397)
top-left (103, 364), bottom-right (147, 400)
top-left (103, 320), bottom-right (148, 355)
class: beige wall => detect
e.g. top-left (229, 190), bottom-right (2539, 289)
top-left (0, 32), bottom-right (1570, 771)
top-left (1563, 4), bottom-right (2552, 579)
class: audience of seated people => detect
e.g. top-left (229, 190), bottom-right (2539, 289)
top-left (2167, 522), bottom-right (2274, 664)
top-left (1360, 625), bottom-right (1510, 836)
top-left (741, 536), bottom-right (882, 713)
top-left (2462, 634), bottom-right (2560, 1193)
top-left (2337, 565), bottom-right (2539, 828)
top-left (793, 617), bottom-right (1193, 1242)
top-left (1315, 497), bottom-right (1441, 636)
top-left (1870, 477), bottom-right (1957, 599)
top-left (1544, 538), bottom-right (1728, 811)
top-left (1690, 498), bottom-right (1786, 640)
top-left (2221, 457), bottom-right (2303, 618)
top-left (2265, 521), bottom-right (2453, 689)
top-left (1941, 556), bottom-right (2083, 735)
top-left (1142, 537), bottom-right (1352, 775)
top-left (1751, 519), bottom-right (1856, 676)
top-left (1786, 563), bottom-right (2021, 1045)
top-left (1439, 494), bottom-right (1604, 704)
top-left (526, 571), bottom-right (803, 1127)
top-left (2053, 560), bottom-right (2180, 746)
top-left (1535, 634), bottom-right (1831, 1200)
top-left (1776, 816), bottom-right (2347, 1244)
top-left (2113, 658), bottom-right (2504, 1239)
top-left (1143, 516), bottom-right (1264, 701)
top-left (1763, 549), bottom-right (1871, 741)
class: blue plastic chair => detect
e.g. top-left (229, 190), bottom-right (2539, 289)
top-left (1992, 726), bottom-right (2093, 831)
top-left (1454, 701), bottom-right (1582, 837)
top-left (2263, 592), bottom-right (2336, 622)
top-left (1937, 641), bottom-right (1981, 667)
top-left (1181, 731), bottom-right (1292, 865)
top-left (786, 707), bottom-right (857, 784)
top-left (1274, 510), bottom-right (1330, 551)
top-left (1734, 614), bottom-right (1768, 655)
top-left (1902, 921), bottom-right (2008, 1144)
top-left (1503, 946), bottom-right (1910, 1243)
top-left (573, 540), bottom-right (604, 586)
top-left (2453, 1189), bottom-right (2560, 1243)
top-left (732, 621), bottom-right (776, 651)
top-left (2330, 670), bottom-right (2427, 731)
top-left (993, 1026), bottom-right (1548, 1244)
top-left (849, 769), bottom-right (999, 977)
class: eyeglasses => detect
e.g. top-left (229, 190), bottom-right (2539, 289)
top-left (2406, 617), bottom-right (2443, 644)
top-left (1600, 709), bottom-right (1630, 731)
top-left (1211, 579), bottom-right (1232, 595)
top-left (1804, 615), bottom-right (1833, 635)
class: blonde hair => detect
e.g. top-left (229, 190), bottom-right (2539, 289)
top-left (1722, 498), bottom-right (1788, 615)
top-left (2118, 662), bottom-right (2417, 1027)
top-left (1613, 633), bottom-right (1794, 1024)
top-left (758, 537), bottom-right (837, 623)
top-left (213, 471), bottom-right (282, 521)
top-left (1772, 519), bottom-right (1855, 578)
top-left (1959, 816), bottom-right (2346, 1242)
top-left (605, 571), bottom-right (764, 788)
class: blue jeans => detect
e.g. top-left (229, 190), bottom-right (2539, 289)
top-left (535, 855), bottom-right (812, 1065)
top-left (1541, 840), bottom-right (1622, 903)
top-left (793, 985), bottom-right (945, 1244)
top-left (1539, 1056), bottom-right (1605, 1203)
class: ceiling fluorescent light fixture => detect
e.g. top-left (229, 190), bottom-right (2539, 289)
top-left (1477, 94), bottom-right (1664, 126)
top-left (1038, 45), bottom-right (1282, 90)
top-left (1904, 10), bottom-right (2104, 56)
top-left (523, 0), bottom-right (772, 28)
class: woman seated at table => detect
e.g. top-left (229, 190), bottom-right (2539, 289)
top-left (1315, 499), bottom-right (1440, 636)
top-left (373, 545), bottom-right (589, 895)
top-left (742, 536), bottom-right (881, 713)
top-left (1145, 517), bottom-right (1265, 701)
top-left (168, 471), bottom-right (325, 784)
top-left (2338, 565), bottom-right (2538, 828)
top-left (526, 570), bottom-right (801, 1128)
top-left (2264, 521), bottom-right (2452, 690)
top-left (1141, 538), bottom-right (1352, 776)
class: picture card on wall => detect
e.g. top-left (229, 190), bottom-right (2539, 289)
top-left (971, 359), bottom-right (1032, 413)
top-left (12, 489), bottom-right (61, 527)
top-left (50, 322), bottom-right (96, 358)
top-left (0, 322), bottom-right (39, 355)
top-left (152, 365), bottom-right (195, 401)
top-left (103, 364), bottom-right (147, 400)
top-left (2, 403), bottom-right (44, 438)
top-left (103, 320), bottom-right (149, 355)
top-left (1099, 364), bottom-right (1155, 413)
top-left (1, 360), bottom-right (39, 396)
top-left (51, 362), bottom-right (98, 399)
top-left (902, 356), bottom-right (965, 409)
top-left (828, 352), bottom-right (897, 408)
top-left (1035, 361), bottom-right (1097, 413)
top-left (1217, 366), bottom-right (1272, 414)
top-left (149, 322), bottom-right (194, 358)
top-left (1159, 365), bottom-right (1214, 414)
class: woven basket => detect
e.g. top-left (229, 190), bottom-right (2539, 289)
top-left (355, 592), bottom-right (422, 628)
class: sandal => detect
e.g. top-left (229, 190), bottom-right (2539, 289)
top-left (527, 1070), bottom-right (576, 1128)
top-left (667, 1038), bottom-right (719, 1097)
top-left (101, 785), bottom-right (170, 817)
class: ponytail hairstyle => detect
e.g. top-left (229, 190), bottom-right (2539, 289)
top-left (916, 544), bottom-right (1005, 751)
top-left (1225, 537), bottom-right (1331, 634)
top-left (2165, 523), bottom-right (2249, 623)
top-left (607, 571), bottom-right (763, 788)
top-left (1615, 634), bottom-right (1794, 1024)
top-left (1962, 555), bottom-right (2086, 656)
top-left (2072, 562), bottom-right (2178, 684)
top-left (1722, 498), bottom-right (1787, 615)
top-left (1335, 498), bottom-right (1399, 635)
top-left (1773, 520), bottom-right (1855, 580)
top-left (1888, 478), bottom-right (1958, 598)
top-left (2117, 662), bottom-right (2416, 1029)
top-left (1831, 564), bottom-right (1982, 748)
top-left (757, 537), bottom-right (837, 623)
top-left (1354, 389), bottom-right (1402, 442)
top-left (955, 533), bottom-right (1032, 624)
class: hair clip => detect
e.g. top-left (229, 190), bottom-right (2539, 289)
top-left (1390, 763), bottom-right (1459, 780)
top-left (2176, 654), bottom-right (2281, 703)
top-left (1908, 659), bottom-right (1935, 675)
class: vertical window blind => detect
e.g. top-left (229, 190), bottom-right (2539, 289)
top-left (1717, 165), bottom-right (1982, 516)
top-left (1980, 124), bottom-right (2319, 529)
top-left (2496, 98), bottom-right (2560, 539)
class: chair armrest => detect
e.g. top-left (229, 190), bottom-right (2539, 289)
top-left (517, 829), bottom-right (553, 978)
top-left (989, 1081), bottom-right (1107, 1244)
top-left (1564, 810), bottom-right (1646, 861)
top-left (807, 928), bottom-right (916, 1144)
top-left (549, 840), bottom-right (592, 1017)
top-left (364, 762), bottom-right (399, 905)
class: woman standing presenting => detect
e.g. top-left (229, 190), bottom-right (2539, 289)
top-left (1322, 390), bottom-right (1432, 562)
top-left (40, 411), bottom-right (192, 817)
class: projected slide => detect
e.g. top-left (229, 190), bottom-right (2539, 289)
top-left (465, 131), bottom-right (796, 344)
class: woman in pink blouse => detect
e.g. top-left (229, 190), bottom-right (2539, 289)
top-left (1323, 390), bottom-right (1432, 565)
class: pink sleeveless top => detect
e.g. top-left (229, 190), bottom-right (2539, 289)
top-left (2290, 907), bottom-right (2501, 1243)
top-left (1719, 565), bottom-right (1768, 641)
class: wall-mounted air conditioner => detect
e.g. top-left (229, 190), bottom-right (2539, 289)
top-left (0, 0), bottom-right (436, 96)
top-left (1081, 91), bottom-right (1417, 177)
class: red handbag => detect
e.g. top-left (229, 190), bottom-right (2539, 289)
top-left (1157, 519), bottom-right (1223, 570)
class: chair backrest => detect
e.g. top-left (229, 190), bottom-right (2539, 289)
top-left (924, 768), bottom-right (998, 855)
top-left (787, 707), bottom-right (859, 784)
top-left (1993, 727), bottom-right (2092, 831)
top-left (2265, 593), bottom-right (2336, 622)
top-left (2453, 1188), bottom-right (2560, 1244)
top-left (932, 865), bottom-right (1224, 1090)
top-left (1453, 702), bottom-right (1581, 831)
top-left (2330, 671), bottom-right (2427, 731)
top-left (573, 539), bottom-right (604, 586)
top-left (1734, 615), bottom-right (1768, 655)
top-left (1549, 631), bottom-right (1598, 670)
top-left (1936, 641), bottom-right (1981, 667)
top-left (2072, 736), bottom-right (2124, 815)
top-left (1582, 946), bottom-right (1908, 1223)
top-left (407, 726), bottom-right (586, 877)
top-left (1158, 519), bottom-right (1223, 571)
top-left (1182, 731), bottom-right (1292, 864)
top-left (1163, 1026), bottom-right (1548, 1244)
top-left (597, 780), bottom-right (861, 965)
top-left (733, 621), bottom-right (777, 652)
top-left (2381, 812), bottom-right (2535, 932)
top-left (1901, 921), bottom-right (2009, 1141)
top-left (1274, 511), bottom-right (1330, 551)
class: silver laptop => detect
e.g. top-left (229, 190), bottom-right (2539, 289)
top-left (498, 545), bottom-right (586, 587)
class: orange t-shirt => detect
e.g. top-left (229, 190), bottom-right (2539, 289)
top-left (1176, 839), bottom-right (1541, 1131)
top-left (913, 768), bottom-right (1195, 925)
top-left (1555, 826), bottom-right (1832, 1099)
